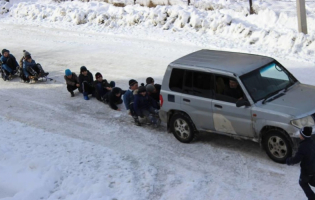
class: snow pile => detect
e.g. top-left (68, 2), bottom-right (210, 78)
top-left (0, 1), bottom-right (10, 14)
top-left (2, 0), bottom-right (313, 58)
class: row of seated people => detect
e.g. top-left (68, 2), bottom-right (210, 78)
top-left (64, 66), bottom-right (161, 127)
top-left (0, 49), bottom-right (49, 82)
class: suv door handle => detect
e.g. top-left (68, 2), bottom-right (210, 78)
top-left (215, 104), bottom-right (222, 108)
top-left (183, 99), bottom-right (190, 102)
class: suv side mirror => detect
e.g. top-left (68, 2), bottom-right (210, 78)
top-left (236, 99), bottom-right (250, 107)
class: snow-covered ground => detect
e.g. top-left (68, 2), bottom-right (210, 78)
top-left (0, 0), bottom-right (315, 200)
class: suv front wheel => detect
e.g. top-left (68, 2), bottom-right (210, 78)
top-left (170, 113), bottom-right (196, 143)
top-left (263, 130), bottom-right (292, 163)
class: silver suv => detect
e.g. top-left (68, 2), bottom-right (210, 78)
top-left (159, 49), bottom-right (315, 163)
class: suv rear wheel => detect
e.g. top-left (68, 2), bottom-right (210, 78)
top-left (170, 113), bottom-right (196, 143)
top-left (263, 130), bottom-right (292, 163)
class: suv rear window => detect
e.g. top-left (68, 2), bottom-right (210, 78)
top-left (169, 68), bottom-right (214, 98)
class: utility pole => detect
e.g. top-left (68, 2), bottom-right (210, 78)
top-left (296, 0), bottom-right (308, 34)
top-left (249, 0), bottom-right (254, 14)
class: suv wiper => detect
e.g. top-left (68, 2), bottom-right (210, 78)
top-left (262, 89), bottom-right (284, 104)
top-left (284, 81), bottom-right (295, 92)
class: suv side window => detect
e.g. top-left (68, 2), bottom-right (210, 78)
top-left (183, 70), bottom-right (193, 94)
top-left (169, 68), bottom-right (185, 92)
top-left (169, 68), bottom-right (214, 98)
top-left (192, 71), bottom-right (214, 98)
top-left (214, 75), bottom-right (244, 103)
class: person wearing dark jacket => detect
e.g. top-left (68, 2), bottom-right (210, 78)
top-left (123, 79), bottom-right (141, 126)
top-left (19, 50), bottom-right (31, 82)
top-left (224, 79), bottom-right (243, 100)
top-left (146, 84), bottom-right (161, 109)
top-left (64, 69), bottom-right (81, 97)
top-left (93, 72), bottom-right (115, 102)
top-left (133, 85), bottom-right (160, 127)
top-left (287, 127), bottom-right (315, 200)
top-left (23, 54), bottom-right (49, 82)
top-left (0, 49), bottom-right (19, 80)
top-left (104, 87), bottom-right (123, 110)
top-left (78, 66), bottom-right (94, 100)
top-left (145, 77), bottom-right (161, 108)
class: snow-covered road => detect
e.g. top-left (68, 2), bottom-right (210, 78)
top-left (0, 22), bottom-right (314, 200)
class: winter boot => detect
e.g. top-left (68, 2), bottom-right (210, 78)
top-left (70, 91), bottom-right (75, 97)
top-left (154, 118), bottom-right (161, 128)
top-left (83, 92), bottom-right (89, 100)
top-left (134, 118), bottom-right (141, 126)
top-left (148, 114), bottom-right (157, 125)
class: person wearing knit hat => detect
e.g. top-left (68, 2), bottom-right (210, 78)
top-left (145, 79), bottom-right (161, 109)
top-left (138, 85), bottom-right (146, 93)
top-left (286, 126), bottom-right (315, 199)
top-left (133, 83), bottom-right (160, 127)
top-left (78, 66), bottom-right (95, 100)
top-left (103, 87), bottom-right (123, 111)
top-left (0, 49), bottom-right (20, 81)
top-left (22, 53), bottom-right (49, 82)
top-left (64, 69), bottom-right (80, 97)
top-left (19, 50), bottom-right (31, 69)
top-left (123, 79), bottom-right (141, 126)
top-left (23, 50), bottom-right (31, 57)
top-left (19, 50), bottom-right (32, 82)
top-left (93, 72), bottom-right (115, 102)
top-left (129, 79), bottom-right (138, 87)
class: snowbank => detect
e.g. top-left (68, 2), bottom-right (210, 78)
top-left (1, 0), bottom-right (314, 59)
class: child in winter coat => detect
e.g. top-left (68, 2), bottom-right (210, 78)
top-left (123, 79), bottom-right (141, 126)
top-left (23, 54), bottom-right (49, 81)
top-left (145, 77), bottom-right (161, 108)
top-left (104, 87), bottom-right (123, 111)
top-left (78, 66), bottom-right (95, 100)
top-left (133, 85), bottom-right (160, 127)
top-left (93, 72), bottom-right (115, 102)
top-left (1, 49), bottom-right (19, 80)
top-left (64, 69), bottom-right (81, 97)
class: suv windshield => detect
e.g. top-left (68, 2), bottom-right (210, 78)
top-left (240, 62), bottom-right (297, 102)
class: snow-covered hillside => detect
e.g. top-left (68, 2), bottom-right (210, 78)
top-left (0, 0), bottom-right (315, 200)
top-left (1, 0), bottom-right (315, 62)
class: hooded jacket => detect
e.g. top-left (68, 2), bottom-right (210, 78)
top-left (104, 87), bottom-right (122, 110)
top-left (133, 90), bottom-right (158, 116)
top-left (287, 138), bottom-right (315, 175)
top-left (1, 54), bottom-right (19, 70)
top-left (79, 70), bottom-right (94, 86)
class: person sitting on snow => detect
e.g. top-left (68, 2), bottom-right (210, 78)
top-left (123, 79), bottom-right (141, 126)
top-left (0, 49), bottom-right (20, 80)
top-left (133, 84), bottom-right (160, 127)
top-left (78, 66), bottom-right (95, 100)
top-left (19, 50), bottom-right (33, 82)
top-left (23, 53), bottom-right (49, 82)
top-left (64, 69), bottom-right (81, 97)
top-left (103, 87), bottom-right (123, 111)
top-left (93, 72), bottom-right (115, 102)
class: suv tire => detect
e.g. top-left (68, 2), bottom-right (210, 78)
top-left (263, 130), bottom-right (292, 163)
top-left (170, 113), bottom-right (196, 143)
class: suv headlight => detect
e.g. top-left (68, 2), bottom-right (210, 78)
top-left (291, 116), bottom-right (315, 128)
